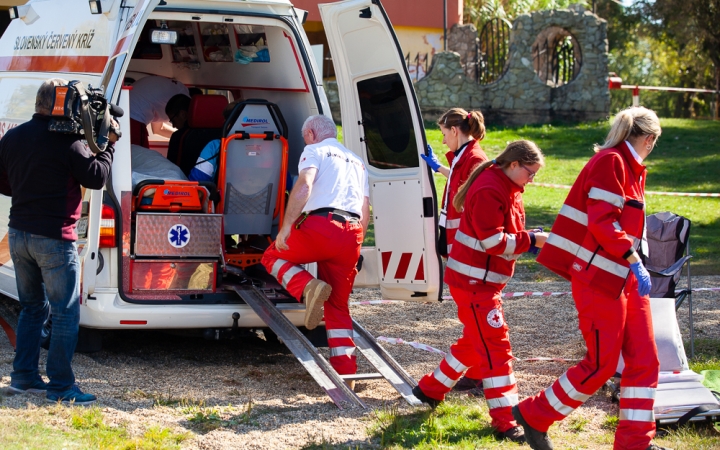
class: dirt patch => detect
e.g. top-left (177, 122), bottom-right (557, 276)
top-left (1, 276), bottom-right (718, 449)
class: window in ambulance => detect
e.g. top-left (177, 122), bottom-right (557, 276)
top-left (199, 23), bottom-right (233, 62)
top-left (0, 78), bottom-right (40, 130)
top-left (169, 21), bottom-right (199, 63)
top-left (99, 54), bottom-right (127, 100)
top-left (357, 73), bottom-right (419, 170)
top-left (132, 24), bottom-right (163, 60)
top-left (233, 25), bottom-right (270, 63)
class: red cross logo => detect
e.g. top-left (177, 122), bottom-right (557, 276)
top-left (487, 308), bottom-right (504, 328)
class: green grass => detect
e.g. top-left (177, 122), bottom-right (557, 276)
top-left (371, 389), bottom-right (720, 449)
top-left (370, 338), bottom-right (720, 449)
top-left (425, 118), bottom-right (720, 274)
top-left (370, 399), bottom-right (511, 449)
top-left (689, 338), bottom-right (720, 373)
top-left (0, 406), bottom-right (189, 450)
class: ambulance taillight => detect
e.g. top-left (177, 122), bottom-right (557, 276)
top-left (99, 204), bottom-right (116, 248)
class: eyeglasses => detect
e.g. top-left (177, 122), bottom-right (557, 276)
top-left (520, 164), bottom-right (537, 180)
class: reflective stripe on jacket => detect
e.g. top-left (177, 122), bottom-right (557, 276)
top-left (537, 141), bottom-right (647, 299)
top-left (444, 165), bottom-right (531, 290)
top-left (441, 140), bottom-right (488, 255)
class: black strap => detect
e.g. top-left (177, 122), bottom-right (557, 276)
top-left (308, 207), bottom-right (360, 219)
top-left (675, 405), bottom-right (712, 428)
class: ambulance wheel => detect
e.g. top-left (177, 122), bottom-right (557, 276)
top-left (40, 316), bottom-right (103, 354)
top-left (0, 294), bottom-right (20, 339)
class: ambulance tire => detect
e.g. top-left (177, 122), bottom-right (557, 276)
top-left (0, 294), bottom-right (20, 338)
top-left (40, 314), bottom-right (103, 354)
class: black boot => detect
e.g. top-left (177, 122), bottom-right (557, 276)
top-left (412, 385), bottom-right (441, 409)
top-left (452, 375), bottom-right (484, 397)
top-left (501, 426), bottom-right (525, 443)
top-left (646, 444), bottom-right (672, 450)
top-left (511, 405), bottom-right (553, 450)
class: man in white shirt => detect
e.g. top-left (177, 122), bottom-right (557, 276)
top-left (261, 115), bottom-right (370, 380)
top-left (129, 76), bottom-right (189, 147)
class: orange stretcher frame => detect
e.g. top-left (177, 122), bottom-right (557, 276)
top-left (218, 132), bottom-right (288, 269)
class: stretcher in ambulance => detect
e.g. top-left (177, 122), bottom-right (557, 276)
top-left (0, 0), bottom-right (442, 349)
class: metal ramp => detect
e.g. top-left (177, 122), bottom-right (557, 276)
top-left (231, 286), bottom-right (421, 409)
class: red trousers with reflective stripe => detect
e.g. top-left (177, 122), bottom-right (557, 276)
top-left (518, 275), bottom-right (659, 450)
top-left (418, 286), bottom-right (518, 432)
top-left (261, 214), bottom-right (363, 375)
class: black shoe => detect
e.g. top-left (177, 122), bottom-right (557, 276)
top-left (452, 376), bottom-right (484, 397)
top-left (501, 426), bottom-right (526, 443)
top-left (412, 385), bottom-right (441, 409)
top-left (512, 405), bottom-right (553, 450)
top-left (646, 444), bottom-right (672, 450)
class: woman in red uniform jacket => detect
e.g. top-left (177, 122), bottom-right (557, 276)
top-left (421, 108), bottom-right (488, 257)
top-left (420, 108), bottom-right (489, 391)
top-left (513, 107), bottom-right (665, 450)
top-left (413, 140), bottom-right (548, 444)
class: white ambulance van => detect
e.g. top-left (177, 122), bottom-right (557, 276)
top-left (0, 0), bottom-right (441, 349)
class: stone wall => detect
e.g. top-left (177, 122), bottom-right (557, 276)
top-left (416, 9), bottom-right (610, 125)
top-left (325, 9), bottom-right (609, 126)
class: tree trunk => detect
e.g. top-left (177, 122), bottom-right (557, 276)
top-left (715, 65), bottom-right (720, 120)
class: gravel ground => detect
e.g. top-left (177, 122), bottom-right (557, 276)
top-left (1, 274), bottom-right (718, 449)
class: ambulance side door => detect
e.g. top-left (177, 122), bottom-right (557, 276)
top-left (82, 0), bottom-right (160, 301)
top-left (320, 0), bottom-right (442, 302)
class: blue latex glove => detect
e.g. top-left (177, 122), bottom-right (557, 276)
top-left (630, 261), bottom-right (652, 296)
top-left (420, 144), bottom-right (442, 172)
top-left (527, 227), bottom-right (543, 255)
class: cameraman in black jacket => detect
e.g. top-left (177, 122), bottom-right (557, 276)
top-left (0, 78), bottom-right (118, 405)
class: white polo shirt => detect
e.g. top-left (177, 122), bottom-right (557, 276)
top-left (298, 138), bottom-right (369, 217)
top-left (129, 76), bottom-right (189, 125)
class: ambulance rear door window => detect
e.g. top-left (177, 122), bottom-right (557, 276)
top-left (357, 73), bottom-right (419, 170)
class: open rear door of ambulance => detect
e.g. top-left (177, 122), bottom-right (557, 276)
top-left (320, 0), bottom-right (442, 302)
top-left (81, 0), bottom-right (161, 302)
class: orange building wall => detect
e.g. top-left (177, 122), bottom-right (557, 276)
top-left (292, 0), bottom-right (463, 29)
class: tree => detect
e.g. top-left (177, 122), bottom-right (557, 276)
top-left (463, 0), bottom-right (585, 28)
top-left (641, 0), bottom-right (720, 118)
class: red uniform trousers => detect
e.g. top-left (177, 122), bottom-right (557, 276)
top-left (518, 275), bottom-right (659, 450)
top-left (418, 286), bottom-right (519, 432)
top-left (261, 214), bottom-right (363, 375)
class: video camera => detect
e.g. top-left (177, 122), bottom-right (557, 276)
top-left (48, 80), bottom-right (124, 154)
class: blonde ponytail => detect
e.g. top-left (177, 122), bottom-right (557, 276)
top-left (595, 106), bottom-right (661, 152)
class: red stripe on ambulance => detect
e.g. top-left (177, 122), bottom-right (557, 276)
top-left (0, 56), bottom-right (108, 73)
top-left (381, 252), bottom-right (426, 281)
top-left (394, 253), bottom-right (412, 279)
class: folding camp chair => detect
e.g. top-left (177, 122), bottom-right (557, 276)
top-left (644, 212), bottom-right (694, 357)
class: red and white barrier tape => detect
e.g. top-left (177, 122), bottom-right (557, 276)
top-left (352, 288), bottom-right (719, 306)
top-left (443, 291), bottom-right (571, 301)
top-left (349, 300), bottom-right (405, 306)
top-left (376, 336), bottom-right (577, 363)
top-left (377, 336), bottom-right (447, 356)
top-left (533, 182), bottom-right (720, 198)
